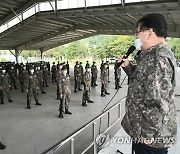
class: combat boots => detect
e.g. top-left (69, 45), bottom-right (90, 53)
top-left (35, 100), bottom-right (41, 105)
top-left (59, 111), bottom-right (64, 118)
top-left (65, 107), bottom-right (72, 114)
top-left (8, 99), bottom-right (13, 102)
top-left (82, 101), bottom-right (87, 107)
top-left (105, 91), bottom-right (110, 95)
top-left (0, 141), bottom-right (6, 150)
top-left (87, 99), bottom-right (94, 103)
top-left (101, 91), bottom-right (105, 97)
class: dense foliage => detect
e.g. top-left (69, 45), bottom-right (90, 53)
top-left (1, 35), bottom-right (180, 62)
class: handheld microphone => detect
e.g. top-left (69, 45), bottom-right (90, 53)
top-left (116, 45), bottom-right (136, 68)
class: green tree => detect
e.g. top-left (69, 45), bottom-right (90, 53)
top-left (168, 38), bottom-right (180, 59)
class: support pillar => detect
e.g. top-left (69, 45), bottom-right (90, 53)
top-left (15, 49), bottom-right (20, 63)
top-left (40, 49), bottom-right (43, 60)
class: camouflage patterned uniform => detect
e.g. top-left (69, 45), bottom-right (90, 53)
top-left (42, 66), bottom-right (49, 87)
top-left (58, 67), bottom-right (72, 118)
top-left (114, 60), bottom-right (122, 89)
top-left (56, 68), bottom-right (62, 100)
top-left (0, 69), bottom-right (13, 104)
top-left (79, 62), bottom-right (84, 84)
top-left (82, 67), bottom-right (94, 106)
top-left (8, 66), bottom-right (18, 89)
top-left (121, 42), bottom-right (177, 148)
top-left (19, 66), bottom-right (28, 93)
top-left (91, 62), bottom-right (98, 86)
top-left (74, 64), bottom-right (82, 92)
top-left (36, 67), bottom-right (46, 94)
top-left (100, 63), bottom-right (110, 97)
top-left (51, 62), bottom-right (57, 82)
top-left (26, 69), bottom-right (41, 109)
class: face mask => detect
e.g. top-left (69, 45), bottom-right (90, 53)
top-left (30, 70), bottom-right (34, 74)
top-left (135, 38), bottom-right (142, 50)
top-left (2, 70), bottom-right (5, 73)
top-left (87, 69), bottom-right (91, 72)
top-left (63, 71), bottom-right (67, 75)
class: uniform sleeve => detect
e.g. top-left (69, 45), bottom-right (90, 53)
top-left (141, 56), bottom-right (175, 137)
top-left (122, 62), bottom-right (136, 77)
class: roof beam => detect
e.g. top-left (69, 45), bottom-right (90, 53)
top-left (0, 0), bottom-right (47, 26)
top-left (40, 32), bottom-right (98, 52)
top-left (16, 26), bottom-right (76, 51)
top-left (16, 24), bottom-right (134, 50)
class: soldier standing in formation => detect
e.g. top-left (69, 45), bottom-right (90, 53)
top-left (100, 63), bottom-right (110, 97)
top-left (114, 60), bottom-right (122, 89)
top-left (85, 61), bottom-right (90, 69)
top-left (56, 63), bottom-right (64, 100)
top-left (8, 65), bottom-right (18, 89)
top-left (51, 62), bottom-right (57, 82)
top-left (106, 61), bottom-right (110, 82)
top-left (100, 60), bottom-right (104, 73)
top-left (66, 61), bottom-right (70, 75)
top-left (74, 62), bottom-right (82, 92)
top-left (36, 66), bottom-right (46, 94)
top-left (58, 66), bottom-right (72, 118)
top-left (0, 67), bottom-right (13, 104)
top-left (26, 67), bottom-right (41, 109)
top-left (79, 62), bottom-right (84, 84)
top-left (19, 65), bottom-right (28, 93)
top-left (47, 62), bottom-right (51, 75)
top-left (91, 61), bottom-right (98, 86)
top-left (82, 66), bottom-right (94, 107)
top-left (42, 65), bottom-right (49, 87)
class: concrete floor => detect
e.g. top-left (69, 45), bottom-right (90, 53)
top-left (0, 66), bottom-right (180, 154)
top-left (0, 67), bottom-right (128, 154)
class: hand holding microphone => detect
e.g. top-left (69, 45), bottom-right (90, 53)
top-left (117, 45), bottom-right (136, 68)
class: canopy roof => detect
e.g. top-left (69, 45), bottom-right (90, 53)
top-left (0, 0), bottom-right (179, 51)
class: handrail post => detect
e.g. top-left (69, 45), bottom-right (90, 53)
top-left (118, 104), bottom-right (121, 118)
top-left (93, 122), bottom-right (97, 154)
top-left (71, 138), bottom-right (74, 154)
top-left (108, 112), bottom-right (110, 127)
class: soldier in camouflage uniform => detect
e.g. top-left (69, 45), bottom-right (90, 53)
top-left (26, 67), bottom-right (41, 109)
top-left (119, 13), bottom-right (177, 154)
top-left (66, 61), bottom-right (70, 75)
top-left (0, 67), bottom-right (13, 104)
top-left (100, 63), bottom-right (110, 97)
top-left (82, 66), bottom-right (94, 106)
top-left (91, 61), bottom-right (98, 86)
top-left (58, 66), bottom-right (72, 118)
top-left (106, 61), bottom-right (110, 82)
top-left (114, 60), bottom-right (122, 89)
top-left (100, 60), bottom-right (104, 73)
top-left (36, 66), bottom-right (46, 94)
top-left (19, 65), bottom-right (28, 93)
top-left (8, 65), bottom-right (18, 89)
top-left (56, 63), bottom-right (64, 100)
top-left (51, 62), bottom-right (57, 82)
top-left (42, 65), bottom-right (49, 87)
top-left (79, 62), bottom-right (84, 84)
top-left (85, 61), bottom-right (90, 69)
top-left (74, 63), bottom-right (82, 92)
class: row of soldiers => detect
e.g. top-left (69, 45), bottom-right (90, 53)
top-left (0, 63), bottom-right (49, 107)
top-left (0, 60), bottom-right (122, 119)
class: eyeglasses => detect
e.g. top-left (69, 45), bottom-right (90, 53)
top-left (135, 29), bottom-right (149, 36)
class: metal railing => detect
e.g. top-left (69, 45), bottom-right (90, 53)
top-left (43, 96), bottom-right (126, 154)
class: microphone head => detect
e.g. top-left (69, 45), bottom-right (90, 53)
top-left (126, 45), bottom-right (136, 56)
